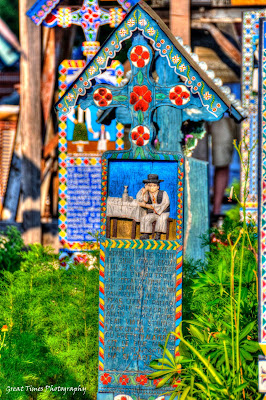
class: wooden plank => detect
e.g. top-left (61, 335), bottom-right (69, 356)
top-left (52, 160), bottom-right (58, 217)
top-left (2, 116), bottom-right (21, 222)
top-left (170, 0), bottom-right (190, 45)
top-left (41, 27), bottom-right (56, 124)
top-left (0, 120), bottom-right (17, 217)
top-left (184, 157), bottom-right (209, 261)
top-left (43, 133), bottom-right (58, 158)
top-left (19, 0), bottom-right (42, 244)
top-left (41, 158), bottom-right (52, 217)
top-left (192, 22), bottom-right (241, 66)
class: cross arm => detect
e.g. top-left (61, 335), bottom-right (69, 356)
top-left (77, 84), bottom-right (129, 111)
top-left (154, 83), bottom-right (228, 120)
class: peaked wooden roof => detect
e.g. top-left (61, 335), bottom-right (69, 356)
top-left (56, 0), bottom-right (246, 122)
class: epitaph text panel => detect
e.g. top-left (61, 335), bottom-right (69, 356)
top-left (99, 247), bottom-right (177, 395)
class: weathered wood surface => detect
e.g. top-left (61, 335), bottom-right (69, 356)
top-left (155, 56), bottom-right (209, 261)
top-left (155, 56), bottom-right (183, 152)
top-left (192, 22), bottom-right (241, 66)
top-left (0, 120), bottom-right (17, 217)
top-left (41, 27), bottom-right (56, 124)
top-left (184, 157), bottom-right (209, 261)
top-left (170, 0), bottom-right (190, 44)
top-left (2, 117), bottom-right (21, 222)
top-left (20, 0), bottom-right (42, 244)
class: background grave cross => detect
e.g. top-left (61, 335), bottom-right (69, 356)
top-left (42, 0), bottom-right (129, 60)
top-left (77, 35), bottom-right (192, 157)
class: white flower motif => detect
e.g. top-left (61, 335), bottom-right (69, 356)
top-left (119, 28), bottom-right (127, 37)
top-left (127, 18), bottom-right (136, 27)
top-left (88, 66), bottom-right (96, 75)
top-left (66, 93), bottom-right (75, 101)
top-left (147, 27), bottom-right (155, 36)
top-left (139, 18), bottom-right (147, 26)
top-left (96, 56), bottom-right (105, 65)
top-left (203, 91), bottom-right (212, 101)
top-left (179, 64), bottom-right (187, 72)
top-left (172, 55), bottom-right (180, 64)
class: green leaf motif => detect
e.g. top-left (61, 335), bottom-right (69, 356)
top-left (137, 71), bottom-right (144, 85)
top-left (113, 95), bottom-right (128, 102)
top-left (138, 110), bottom-right (144, 124)
top-left (155, 93), bottom-right (167, 100)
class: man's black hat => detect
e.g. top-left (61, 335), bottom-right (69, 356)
top-left (143, 174), bottom-right (164, 184)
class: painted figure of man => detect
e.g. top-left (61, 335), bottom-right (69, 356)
top-left (137, 174), bottom-right (170, 240)
top-left (92, 124), bottom-right (111, 151)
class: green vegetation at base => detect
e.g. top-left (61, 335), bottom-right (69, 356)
top-left (149, 140), bottom-right (260, 399)
top-left (0, 241), bottom-right (99, 400)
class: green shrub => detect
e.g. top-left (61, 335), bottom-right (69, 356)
top-left (73, 123), bottom-right (88, 141)
top-left (0, 226), bottom-right (24, 272)
top-left (0, 245), bottom-right (99, 399)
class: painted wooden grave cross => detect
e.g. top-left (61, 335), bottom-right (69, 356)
top-left (57, 2), bottom-right (247, 398)
top-left (57, 2), bottom-right (246, 260)
top-left (27, 0), bottom-right (138, 59)
top-left (58, 60), bottom-right (125, 264)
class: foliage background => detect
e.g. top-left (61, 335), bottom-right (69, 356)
top-left (0, 0), bottom-right (19, 36)
top-left (0, 233), bottom-right (99, 399)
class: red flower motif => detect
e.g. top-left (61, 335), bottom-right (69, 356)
top-left (169, 86), bottom-right (190, 106)
top-left (131, 125), bottom-right (150, 147)
top-left (130, 85), bottom-right (152, 112)
top-left (130, 45), bottom-right (150, 68)
top-left (119, 375), bottom-right (129, 385)
top-left (100, 373), bottom-right (112, 385)
top-left (93, 88), bottom-right (113, 107)
top-left (83, 8), bottom-right (99, 23)
top-left (136, 375), bottom-right (147, 385)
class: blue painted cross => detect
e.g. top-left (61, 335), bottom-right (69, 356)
top-left (77, 35), bottom-right (195, 157)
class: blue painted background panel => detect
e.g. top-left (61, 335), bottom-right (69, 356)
top-left (108, 160), bottom-right (178, 219)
